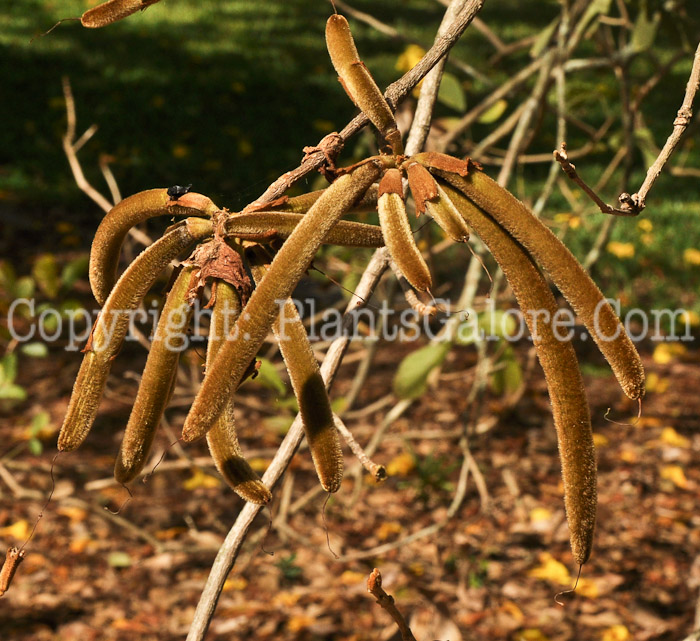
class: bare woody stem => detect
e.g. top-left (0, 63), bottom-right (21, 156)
top-left (367, 569), bottom-right (417, 641)
top-left (555, 41), bottom-right (700, 216)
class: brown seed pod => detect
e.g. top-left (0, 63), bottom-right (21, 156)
top-left (205, 281), bottom-right (271, 504)
top-left (90, 188), bottom-right (218, 306)
top-left (377, 168), bottom-right (432, 292)
top-left (326, 14), bottom-right (403, 154)
top-left (404, 162), bottom-right (438, 216)
top-left (81, 0), bottom-right (162, 28)
top-left (181, 159), bottom-right (385, 443)
top-left (224, 212), bottom-right (384, 247)
top-left (443, 181), bottom-right (596, 565)
top-left (250, 254), bottom-right (343, 493)
top-left (435, 168), bottom-right (645, 401)
top-left (114, 266), bottom-right (195, 484)
top-left (423, 183), bottom-right (471, 243)
top-left (0, 547), bottom-right (26, 597)
top-left (58, 217), bottom-right (213, 452)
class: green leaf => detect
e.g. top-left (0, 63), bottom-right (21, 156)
top-left (107, 551), bottom-right (132, 568)
top-left (530, 18), bottom-right (558, 58)
top-left (32, 254), bottom-right (60, 299)
top-left (31, 411), bottom-right (51, 435)
top-left (21, 342), bottom-right (48, 358)
top-left (489, 347), bottom-right (522, 395)
top-left (28, 439), bottom-right (43, 455)
top-left (393, 342), bottom-right (451, 400)
top-left (14, 276), bottom-right (36, 300)
top-left (437, 72), bottom-right (466, 113)
top-left (1, 353), bottom-right (18, 384)
top-left (478, 99), bottom-right (507, 125)
top-left (0, 383), bottom-right (27, 401)
top-left (0, 260), bottom-right (16, 292)
top-left (630, 9), bottom-right (660, 53)
top-left (61, 255), bottom-right (89, 290)
top-left (253, 357), bottom-right (287, 396)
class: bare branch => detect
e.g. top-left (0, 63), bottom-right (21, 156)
top-left (367, 569), bottom-right (417, 641)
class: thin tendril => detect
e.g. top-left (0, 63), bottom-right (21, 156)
top-left (555, 564), bottom-right (583, 606)
top-left (30, 18), bottom-right (81, 44)
top-left (322, 493), bottom-right (339, 560)
top-left (604, 397), bottom-right (643, 426)
top-left (104, 483), bottom-right (133, 515)
top-left (260, 505), bottom-right (274, 556)
top-left (19, 452), bottom-right (60, 552)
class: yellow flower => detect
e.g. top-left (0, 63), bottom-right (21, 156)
top-left (637, 218), bottom-right (653, 233)
top-left (607, 241), bottom-right (634, 259)
top-left (683, 248), bottom-right (700, 266)
top-left (396, 44), bottom-right (426, 73)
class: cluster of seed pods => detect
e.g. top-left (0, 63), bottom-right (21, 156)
top-left (58, 11), bottom-right (645, 567)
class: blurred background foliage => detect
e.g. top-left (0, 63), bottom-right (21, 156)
top-left (1, 0), bottom-right (699, 313)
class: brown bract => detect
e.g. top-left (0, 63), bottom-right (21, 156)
top-left (405, 162), bottom-right (438, 216)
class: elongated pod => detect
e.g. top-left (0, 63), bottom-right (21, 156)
top-left (250, 255), bottom-right (343, 493)
top-left (0, 547), bottom-right (25, 597)
top-left (326, 14), bottom-right (403, 154)
top-left (377, 168), bottom-right (432, 291)
top-left (205, 281), bottom-right (271, 504)
top-left (444, 182), bottom-right (596, 565)
top-left (181, 159), bottom-right (385, 442)
top-left (81, 0), bottom-right (162, 28)
top-left (225, 213), bottom-right (384, 247)
top-left (90, 189), bottom-right (218, 306)
top-left (114, 266), bottom-right (195, 483)
top-left (433, 167), bottom-right (645, 401)
top-left (58, 218), bottom-right (213, 452)
top-left (256, 184), bottom-right (379, 215)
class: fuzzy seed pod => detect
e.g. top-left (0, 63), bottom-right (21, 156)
top-left (181, 159), bottom-right (384, 442)
top-left (377, 168), bottom-right (432, 292)
top-left (326, 14), bottom-right (403, 154)
top-left (58, 218), bottom-right (213, 452)
top-left (423, 183), bottom-right (471, 243)
top-left (205, 281), bottom-right (271, 504)
top-left (81, 0), bottom-right (162, 28)
top-left (266, 184), bottom-right (379, 215)
top-left (0, 547), bottom-right (25, 597)
top-left (251, 256), bottom-right (343, 493)
top-left (225, 212), bottom-right (384, 247)
top-left (435, 168), bottom-right (645, 401)
top-left (443, 182), bottom-right (596, 565)
top-left (90, 188), bottom-right (218, 306)
top-left (114, 266), bottom-right (195, 484)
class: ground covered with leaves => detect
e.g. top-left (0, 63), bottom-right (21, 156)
top-left (1, 329), bottom-right (700, 641)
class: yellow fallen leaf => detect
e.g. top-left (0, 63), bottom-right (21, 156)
top-left (528, 553), bottom-right (571, 586)
top-left (500, 600), bottom-right (524, 623)
top-left (340, 570), bottom-right (366, 585)
top-left (602, 624), bottom-right (630, 641)
top-left (69, 537), bottom-right (93, 554)
top-left (576, 577), bottom-right (599, 598)
top-left (661, 464), bottom-right (688, 489)
top-left (248, 458), bottom-right (270, 473)
top-left (223, 577), bottom-right (247, 591)
top-left (645, 372), bottom-right (670, 394)
top-left (637, 218), bottom-right (653, 233)
top-left (607, 241), bottom-right (634, 259)
top-left (396, 44), bottom-right (426, 73)
top-left (386, 452), bottom-right (415, 477)
top-left (683, 248), bottom-right (700, 266)
top-left (660, 427), bottom-right (690, 448)
top-left (593, 433), bottom-right (609, 447)
top-left (529, 507), bottom-right (552, 525)
top-left (377, 521), bottom-right (402, 541)
top-left (287, 615), bottom-right (315, 632)
top-left (620, 449), bottom-right (638, 463)
top-left (0, 519), bottom-right (30, 540)
top-left (56, 506), bottom-right (87, 522)
top-left (274, 591), bottom-right (300, 607)
top-left (183, 468), bottom-right (221, 491)
top-left (515, 629), bottom-right (550, 641)
top-left (652, 342), bottom-right (686, 365)
top-left (408, 562), bottom-right (425, 576)
top-left (155, 526), bottom-right (187, 541)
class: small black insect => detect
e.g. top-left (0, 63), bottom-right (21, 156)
top-left (167, 183), bottom-right (193, 199)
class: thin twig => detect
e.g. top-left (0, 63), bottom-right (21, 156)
top-left (367, 569), bottom-right (418, 641)
top-left (334, 415), bottom-right (386, 481)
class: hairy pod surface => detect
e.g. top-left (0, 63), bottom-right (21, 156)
top-left (205, 281), bottom-right (271, 504)
top-left (251, 258), bottom-right (343, 493)
top-left (435, 168), bottom-right (645, 401)
top-left (424, 183), bottom-right (471, 243)
top-left (81, 0), bottom-right (161, 28)
top-left (0, 547), bottom-right (25, 597)
top-left (90, 188), bottom-right (217, 306)
top-left (114, 266), bottom-right (195, 484)
top-left (182, 160), bottom-right (384, 442)
top-left (225, 212), bottom-right (384, 247)
top-left (58, 218), bottom-right (213, 452)
top-left (444, 182), bottom-right (596, 564)
top-left (377, 169), bottom-right (432, 292)
top-left (325, 14), bottom-right (402, 154)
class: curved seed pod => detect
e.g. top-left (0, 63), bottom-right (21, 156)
top-left (251, 257), bottom-right (343, 493)
top-left (90, 188), bottom-right (218, 306)
top-left (326, 14), bottom-right (403, 154)
top-left (205, 281), bottom-right (271, 504)
top-left (225, 212), bottom-right (384, 247)
top-left (377, 168), bottom-right (432, 292)
top-left (114, 266), bottom-right (195, 484)
top-left (181, 159), bottom-right (384, 442)
top-left (435, 168), bottom-right (645, 401)
top-left (81, 0), bottom-right (162, 28)
top-left (58, 218), bottom-right (213, 452)
top-left (268, 184), bottom-right (379, 215)
top-left (424, 184), bottom-right (471, 243)
top-left (0, 547), bottom-right (25, 597)
top-left (443, 182), bottom-right (596, 565)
